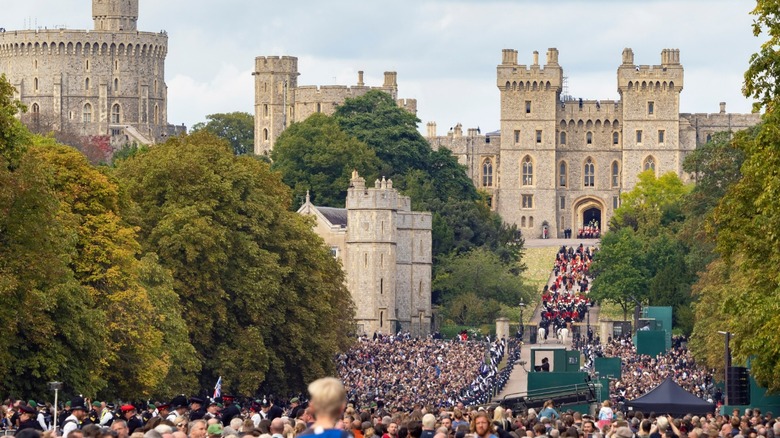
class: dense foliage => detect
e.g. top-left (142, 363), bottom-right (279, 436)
top-left (0, 74), bottom-right (354, 398)
top-left (271, 90), bottom-right (527, 326)
top-left (191, 112), bottom-right (255, 155)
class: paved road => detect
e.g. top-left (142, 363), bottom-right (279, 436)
top-left (495, 240), bottom-right (601, 401)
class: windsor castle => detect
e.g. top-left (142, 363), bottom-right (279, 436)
top-left (255, 48), bottom-right (760, 239)
top-left (0, 1), bottom-right (761, 336)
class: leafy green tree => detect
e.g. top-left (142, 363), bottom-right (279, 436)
top-left (590, 228), bottom-right (650, 322)
top-left (192, 112), bottom-right (254, 155)
top-left (115, 131), bottom-right (355, 395)
top-left (0, 74), bottom-right (29, 169)
top-left (434, 249), bottom-right (532, 326)
top-left (611, 171), bottom-right (691, 231)
top-left (271, 113), bottom-right (381, 207)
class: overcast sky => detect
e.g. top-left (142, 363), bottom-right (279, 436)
top-left (3, 0), bottom-right (761, 132)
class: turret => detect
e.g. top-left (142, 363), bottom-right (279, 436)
top-left (93, 0), bottom-right (138, 31)
top-left (253, 56), bottom-right (299, 155)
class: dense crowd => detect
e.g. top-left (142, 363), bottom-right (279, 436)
top-left (579, 336), bottom-right (718, 406)
top-left (336, 334), bottom-right (518, 409)
top-left (539, 245), bottom-right (595, 338)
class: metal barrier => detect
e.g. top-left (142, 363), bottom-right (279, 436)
top-left (499, 382), bottom-right (597, 411)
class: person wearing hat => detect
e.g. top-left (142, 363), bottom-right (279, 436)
top-left (87, 401), bottom-right (102, 425)
top-left (220, 396), bottom-right (240, 427)
top-left (260, 398), bottom-right (284, 422)
top-left (288, 398), bottom-right (302, 419)
top-left (63, 397), bottom-right (88, 438)
top-left (189, 397), bottom-right (206, 421)
top-left (121, 405), bottom-right (143, 434)
top-left (27, 401), bottom-right (48, 431)
top-left (167, 395), bottom-right (188, 423)
top-left (18, 404), bottom-right (44, 431)
top-left (203, 401), bottom-right (221, 422)
top-left (98, 402), bottom-right (114, 427)
top-left (207, 423), bottom-right (223, 438)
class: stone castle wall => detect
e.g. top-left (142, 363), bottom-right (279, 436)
top-left (0, 1), bottom-right (182, 145)
top-left (427, 48), bottom-right (761, 238)
top-left (253, 56), bottom-right (417, 155)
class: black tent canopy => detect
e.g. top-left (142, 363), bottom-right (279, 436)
top-left (626, 377), bottom-right (714, 416)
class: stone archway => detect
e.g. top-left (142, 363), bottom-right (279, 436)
top-left (573, 197), bottom-right (606, 234)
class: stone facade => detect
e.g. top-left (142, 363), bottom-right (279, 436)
top-left (253, 56), bottom-right (417, 155)
top-left (429, 48), bottom-right (761, 237)
top-left (0, 0), bottom-right (185, 145)
top-left (298, 171), bottom-right (432, 337)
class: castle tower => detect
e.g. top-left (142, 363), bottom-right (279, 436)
top-left (617, 48), bottom-right (683, 187)
top-left (345, 171), bottom-right (399, 335)
top-left (496, 48), bottom-right (563, 237)
top-left (253, 56), bottom-right (299, 156)
top-left (93, 0), bottom-right (138, 31)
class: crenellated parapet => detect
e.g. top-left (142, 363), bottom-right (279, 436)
top-left (0, 30), bottom-right (168, 59)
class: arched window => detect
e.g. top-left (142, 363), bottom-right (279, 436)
top-left (521, 216), bottom-right (527, 228)
top-left (529, 217), bottom-right (534, 228)
top-left (613, 131), bottom-right (620, 145)
top-left (560, 131), bottom-right (567, 145)
top-left (586, 131), bottom-right (593, 145)
top-left (522, 156), bottom-right (533, 186)
top-left (114, 78), bottom-right (119, 92)
top-left (83, 103), bottom-right (92, 123)
top-left (153, 104), bottom-right (159, 124)
top-left (482, 159), bottom-right (493, 187)
top-left (31, 103), bottom-right (39, 123)
top-left (706, 134), bottom-right (712, 143)
top-left (644, 156), bottom-right (656, 173)
top-left (263, 128), bottom-right (269, 142)
top-left (85, 77), bottom-right (90, 91)
top-left (316, 103), bottom-right (322, 113)
top-left (34, 77), bottom-right (38, 92)
top-left (263, 104), bottom-right (269, 118)
top-left (611, 161), bottom-right (620, 188)
top-left (584, 158), bottom-right (595, 187)
top-left (111, 104), bottom-right (120, 124)
top-left (559, 161), bottom-right (567, 187)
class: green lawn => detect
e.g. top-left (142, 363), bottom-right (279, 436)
top-left (502, 246), bottom-right (558, 324)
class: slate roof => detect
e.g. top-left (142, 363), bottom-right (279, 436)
top-left (317, 206), bottom-right (348, 227)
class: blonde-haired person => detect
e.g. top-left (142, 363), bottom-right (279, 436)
top-left (299, 377), bottom-right (350, 438)
top-left (597, 401), bottom-right (613, 431)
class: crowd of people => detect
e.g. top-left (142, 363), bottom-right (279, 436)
top-left (538, 245), bottom-right (595, 339)
top-left (336, 333), bottom-right (518, 410)
top-left (577, 220), bottom-right (601, 239)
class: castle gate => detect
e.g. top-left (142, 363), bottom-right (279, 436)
top-left (573, 197), bottom-right (605, 232)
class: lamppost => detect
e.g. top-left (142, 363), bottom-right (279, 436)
top-left (48, 381), bottom-right (63, 433)
top-left (718, 331), bottom-right (731, 405)
top-left (518, 299), bottom-right (526, 339)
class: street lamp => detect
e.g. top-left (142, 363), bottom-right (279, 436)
top-left (718, 331), bottom-right (731, 405)
top-left (518, 300), bottom-right (526, 339)
top-left (48, 381), bottom-right (63, 433)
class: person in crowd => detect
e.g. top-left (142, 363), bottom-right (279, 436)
top-left (298, 377), bottom-right (350, 438)
top-left (63, 398), bottom-right (88, 438)
top-left (471, 412), bottom-right (497, 438)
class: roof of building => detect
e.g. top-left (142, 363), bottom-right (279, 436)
top-left (316, 206), bottom-right (348, 227)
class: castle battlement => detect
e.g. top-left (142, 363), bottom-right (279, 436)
top-left (0, 30), bottom-right (168, 58)
top-left (559, 100), bottom-right (622, 119)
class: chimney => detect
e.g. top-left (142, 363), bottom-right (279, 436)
top-left (622, 48), bottom-right (634, 65)
top-left (546, 48), bottom-right (559, 66)
top-left (533, 51), bottom-right (539, 66)
top-left (357, 71), bottom-right (364, 87)
top-left (719, 102), bottom-right (726, 114)
top-left (383, 71), bottom-right (397, 88)
top-left (501, 49), bottom-right (518, 65)
top-left (427, 122), bottom-right (437, 138)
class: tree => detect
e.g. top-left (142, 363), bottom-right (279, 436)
top-left (271, 113), bottom-right (381, 207)
top-left (115, 131), bottom-right (355, 394)
top-left (191, 112), bottom-right (254, 155)
top-left (434, 249), bottom-right (532, 326)
top-left (26, 137), bottom-right (199, 399)
top-left (590, 228), bottom-right (650, 322)
top-left (0, 74), bottom-right (29, 169)
top-left (611, 171), bottom-right (691, 231)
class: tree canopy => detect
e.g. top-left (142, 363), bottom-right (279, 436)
top-left (115, 131), bottom-right (355, 394)
top-left (272, 113), bottom-right (381, 207)
top-left (191, 112), bottom-right (255, 155)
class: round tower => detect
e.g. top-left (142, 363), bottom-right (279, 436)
top-left (253, 56), bottom-right (299, 156)
top-left (0, 1), bottom-right (173, 146)
top-left (93, 0), bottom-right (139, 32)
